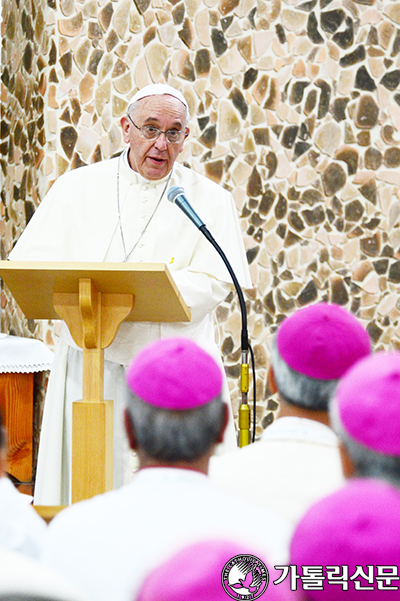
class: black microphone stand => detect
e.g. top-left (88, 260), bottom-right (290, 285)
top-left (198, 225), bottom-right (252, 447)
top-left (167, 186), bottom-right (254, 446)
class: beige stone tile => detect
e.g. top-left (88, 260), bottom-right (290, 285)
top-left (114, 0), bottom-right (131, 39)
top-left (134, 57), bottom-right (150, 88)
top-left (218, 46), bottom-right (246, 75)
top-left (378, 293), bottom-right (398, 316)
top-left (264, 231), bottom-right (284, 256)
top-left (158, 22), bottom-right (176, 46)
top-left (231, 160), bottom-right (252, 185)
top-left (145, 42), bottom-right (169, 81)
top-left (281, 8), bottom-right (307, 31)
top-left (253, 29), bottom-right (274, 58)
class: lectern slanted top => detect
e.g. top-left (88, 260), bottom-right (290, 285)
top-left (0, 261), bottom-right (190, 323)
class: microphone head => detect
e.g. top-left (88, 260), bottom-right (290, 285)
top-left (167, 186), bottom-right (185, 204)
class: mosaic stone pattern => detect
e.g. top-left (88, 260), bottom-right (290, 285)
top-left (3, 0), bottom-right (400, 440)
top-left (1, 0), bottom-right (53, 335)
top-left (1, 0), bottom-right (56, 471)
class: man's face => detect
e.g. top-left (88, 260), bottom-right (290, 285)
top-left (121, 95), bottom-right (189, 181)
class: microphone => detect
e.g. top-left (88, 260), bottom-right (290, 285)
top-left (167, 186), bottom-right (205, 229)
top-left (167, 185), bottom-right (253, 447)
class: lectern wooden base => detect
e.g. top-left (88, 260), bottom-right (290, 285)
top-left (72, 400), bottom-right (113, 504)
top-left (56, 279), bottom-right (131, 503)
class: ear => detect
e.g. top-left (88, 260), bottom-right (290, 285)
top-left (267, 365), bottom-right (278, 394)
top-left (178, 127), bottom-right (190, 154)
top-left (123, 408), bottom-right (138, 451)
top-left (215, 402), bottom-right (229, 444)
top-left (120, 116), bottom-right (131, 144)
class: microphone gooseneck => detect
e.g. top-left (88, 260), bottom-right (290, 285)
top-left (168, 186), bottom-right (253, 447)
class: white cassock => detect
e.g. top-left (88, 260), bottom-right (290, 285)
top-left (41, 467), bottom-right (292, 601)
top-left (0, 476), bottom-right (47, 559)
top-left (9, 149), bottom-right (252, 505)
top-left (209, 416), bottom-right (345, 526)
top-left (0, 547), bottom-right (90, 601)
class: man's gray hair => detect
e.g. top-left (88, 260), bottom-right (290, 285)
top-left (127, 98), bottom-right (190, 129)
top-left (270, 338), bottom-right (339, 412)
top-left (330, 400), bottom-right (400, 488)
top-left (126, 393), bottom-right (225, 462)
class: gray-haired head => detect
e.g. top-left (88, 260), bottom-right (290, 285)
top-left (330, 351), bottom-right (400, 489)
top-left (125, 393), bottom-right (226, 462)
top-left (125, 338), bottom-right (226, 462)
top-left (330, 400), bottom-right (400, 488)
top-left (270, 338), bottom-right (339, 411)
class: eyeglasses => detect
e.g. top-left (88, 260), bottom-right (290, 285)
top-left (127, 114), bottom-right (187, 144)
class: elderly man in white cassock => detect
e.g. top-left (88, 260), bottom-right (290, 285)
top-left (9, 84), bottom-right (252, 506)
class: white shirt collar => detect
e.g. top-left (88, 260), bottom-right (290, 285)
top-left (260, 416), bottom-right (338, 446)
top-left (132, 467), bottom-right (209, 486)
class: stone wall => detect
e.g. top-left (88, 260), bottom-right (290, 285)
top-left (1, 0), bottom-right (54, 335)
top-left (1, 0), bottom-right (55, 473)
top-left (2, 0), bottom-right (400, 438)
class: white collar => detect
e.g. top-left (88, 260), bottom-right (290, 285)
top-left (132, 467), bottom-right (209, 486)
top-left (260, 416), bottom-right (338, 446)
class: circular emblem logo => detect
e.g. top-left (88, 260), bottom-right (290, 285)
top-left (221, 554), bottom-right (269, 599)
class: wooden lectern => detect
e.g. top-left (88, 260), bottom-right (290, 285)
top-left (0, 261), bottom-right (190, 504)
